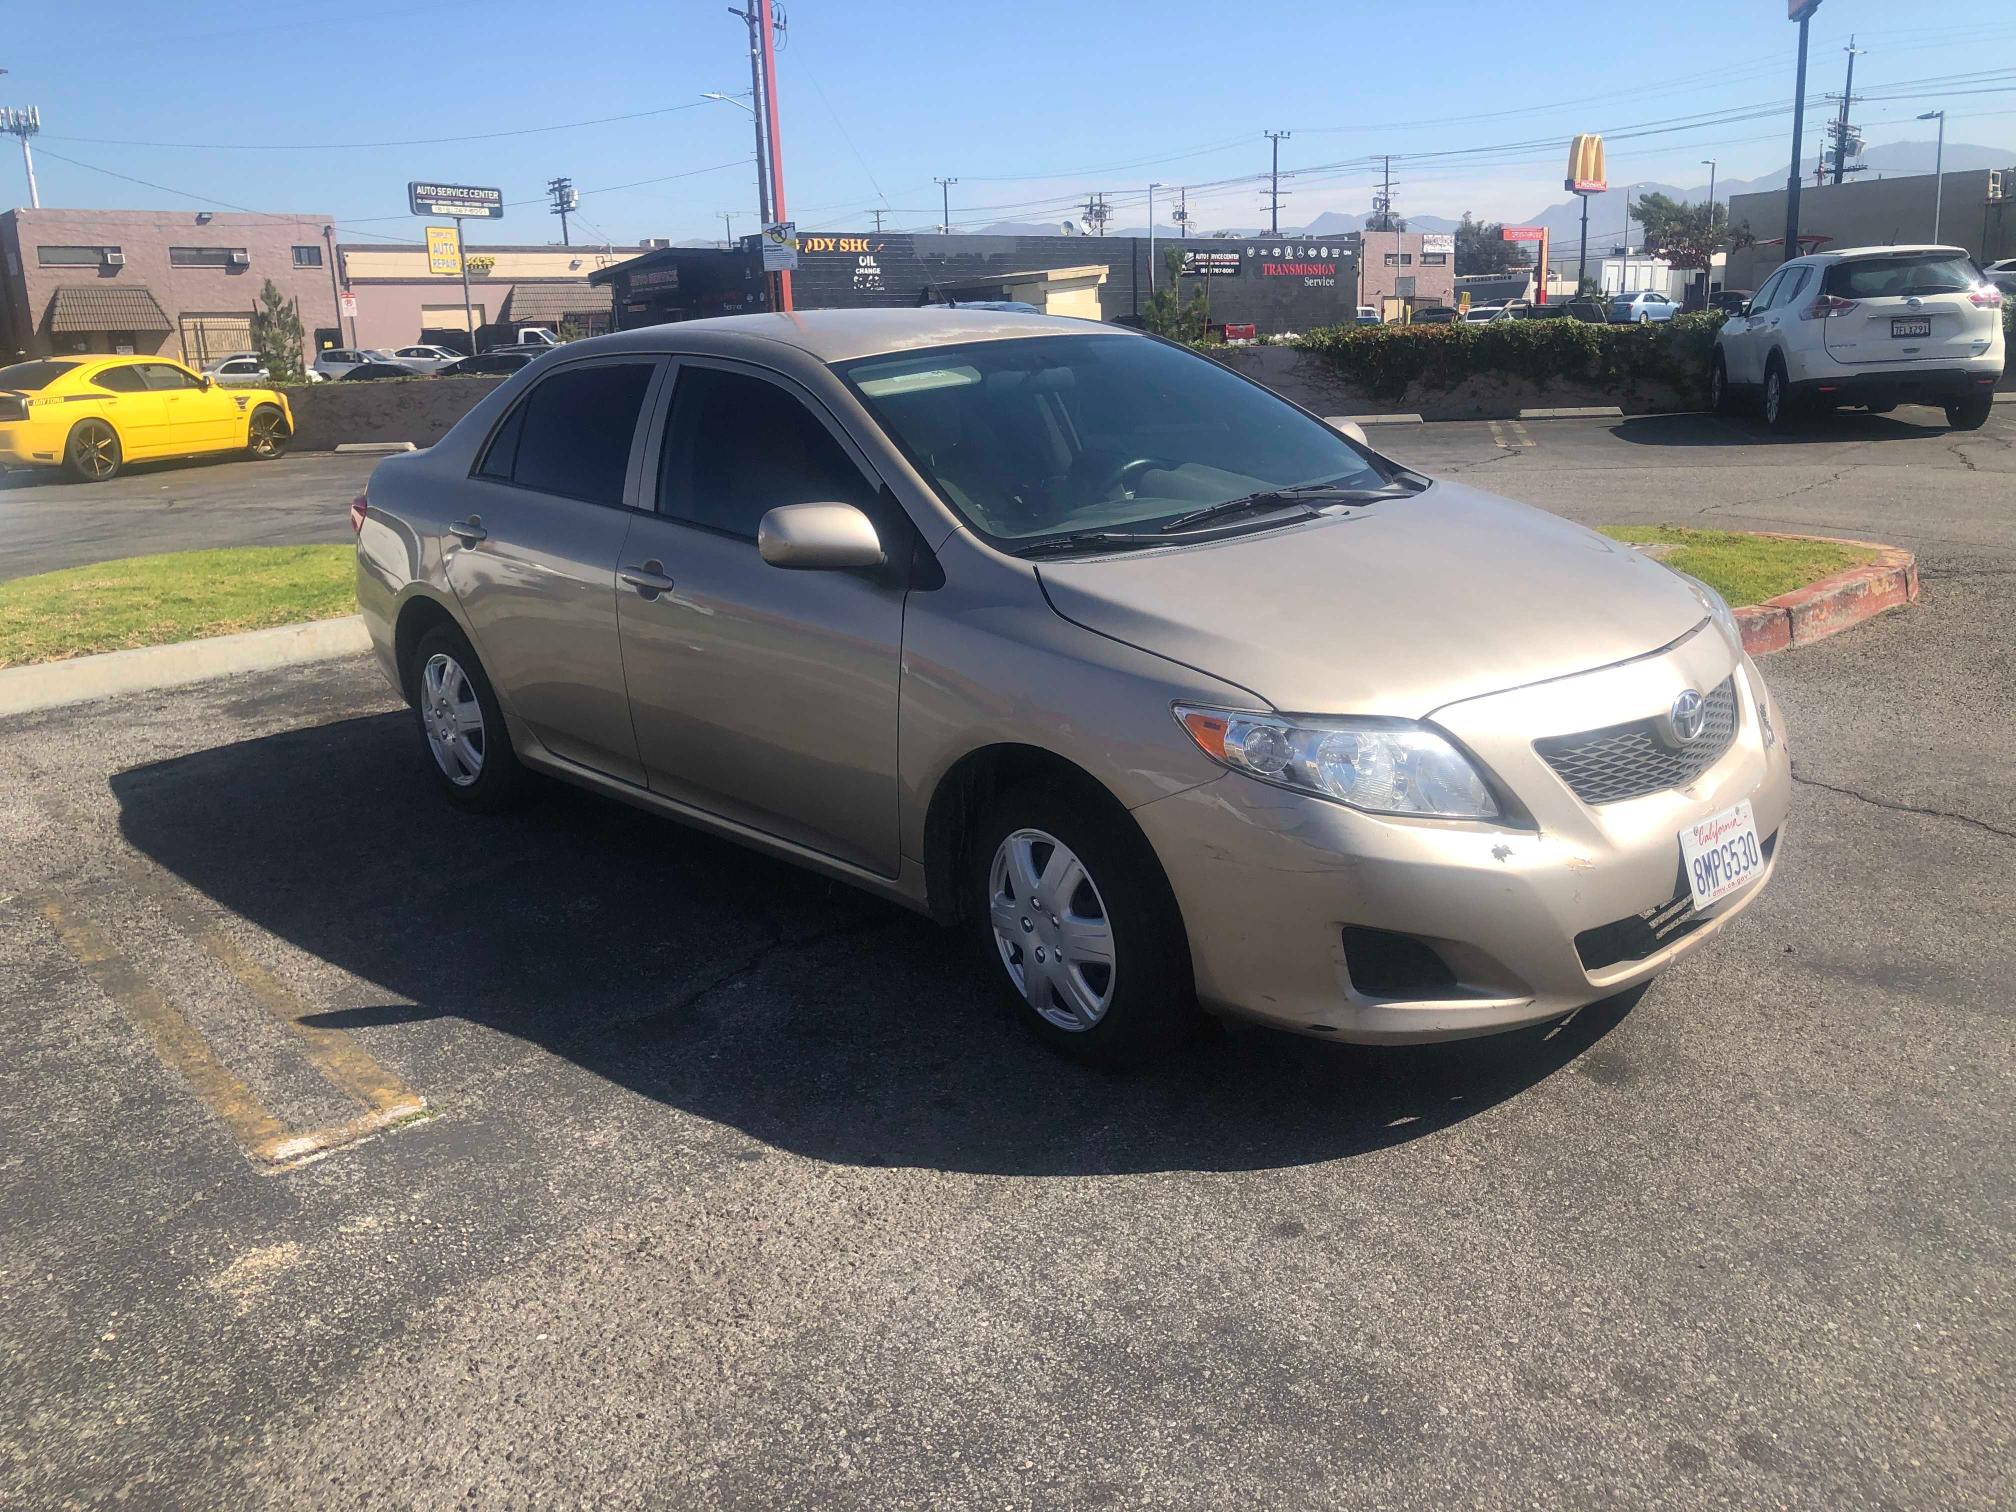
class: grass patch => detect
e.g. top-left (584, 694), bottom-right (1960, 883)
top-left (1599, 525), bottom-right (1877, 607)
top-left (0, 546), bottom-right (354, 668)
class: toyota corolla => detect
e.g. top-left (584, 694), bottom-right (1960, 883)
top-left (354, 309), bottom-right (1789, 1063)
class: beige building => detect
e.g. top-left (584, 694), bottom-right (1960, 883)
top-left (1356, 230), bottom-right (1457, 318)
top-left (336, 242), bottom-right (638, 350)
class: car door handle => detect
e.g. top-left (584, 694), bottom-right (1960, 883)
top-left (448, 517), bottom-right (487, 544)
top-left (619, 560), bottom-right (675, 595)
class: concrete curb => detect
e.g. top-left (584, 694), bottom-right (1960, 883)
top-left (1328, 413), bottom-right (1425, 425)
top-left (333, 441), bottom-right (416, 454)
top-left (0, 616), bottom-right (371, 718)
top-left (1732, 536), bottom-right (1918, 656)
top-left (1518, 405), bottom-right (1624, 420)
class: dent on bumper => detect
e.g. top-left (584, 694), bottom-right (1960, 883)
top-left (1134, 690), bottom-right (1792, 1044)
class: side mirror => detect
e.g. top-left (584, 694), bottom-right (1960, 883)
top-left (199, 374), bottom-right (215, 389)
top-left (1327, 418), bottom-right (1370, 448)
top-left (1737, 301), bottom-right (1753, 317)
top-left (757, 502), bottom-right (886, 571)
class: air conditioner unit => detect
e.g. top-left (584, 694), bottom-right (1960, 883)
top-left (1989, 170), bottom-right (2008, 203)
top-left (228, 250), bottom-right (251, 266)
top-left (102, 250), bottom-right (126, 267)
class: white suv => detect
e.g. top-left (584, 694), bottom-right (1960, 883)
top-left (1710, 245), bottom-right (2004, 430)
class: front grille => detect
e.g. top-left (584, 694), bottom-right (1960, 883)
top-left (1575, 830), bottom-right (1777, 970)
top-left (1535, 677), bottom-right (1739, 805)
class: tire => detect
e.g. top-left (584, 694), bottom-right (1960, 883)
top-left (246, 404), bottom-right (291, 461)
top-left (1944, 393), bottom-right (1993, 431)
top-left (1708, 354), bottom-right (1735, 416)
top-left (62, 419), bottom-right (122, 482)
top-left (408, 623), bottom-right (529, 814)
top-left (970, 778), bottom-right (1197, 1067)
top-left (1762, 361), bottom-right (1799, 433)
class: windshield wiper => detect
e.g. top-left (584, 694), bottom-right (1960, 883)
top-left (1014, 530), bottom-right (1168, 557)
top-left (1157, 481), bottom-right (1404, 534)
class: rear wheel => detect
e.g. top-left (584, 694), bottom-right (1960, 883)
top-left (409, 623), bottom-right (528, 813)
top-left (1762, 361), bottom-right (1799, 433)
top-left (62, 419), bottom-right (122, 482)
top-left (1944, 393), bottom-right (1993, 431)
top-left (971, 779), bottom-right (1197, 1067)
top-left (246, 404), bottom-right (290, 460)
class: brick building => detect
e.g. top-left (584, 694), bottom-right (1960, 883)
top-left (0, 208), bottom-right (337, 369)
top-left (1356, 230), bottom-right (1457, 318)
top-left (334, 241), bottom-right (640, 351)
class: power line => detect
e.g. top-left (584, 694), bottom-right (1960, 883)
top-left (40, 98), bottom-right (723, 152)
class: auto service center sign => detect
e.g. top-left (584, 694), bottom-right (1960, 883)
top-left (407, 181), bottom-right (505, 219)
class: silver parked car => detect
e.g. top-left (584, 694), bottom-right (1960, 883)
top-left (354, 310), bottom-right (1790, 1063)
top-left (386, 344), bottom-right (466, 375)
top-left (1610, 290), bottom-right (1681, 323)
top-left (313, 347), bottom-right (396, 381)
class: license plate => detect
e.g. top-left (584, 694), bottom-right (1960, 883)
top-left (1891, 317), bottom-right (1931, 338)
top-left (1679, 799), bottom-right (1764, 911)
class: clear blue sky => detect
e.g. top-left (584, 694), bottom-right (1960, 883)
top-left (4, 2), bottom-right (2011, 247)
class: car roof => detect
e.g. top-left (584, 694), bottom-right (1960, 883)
top-left (554, 307), bottom-right (1118, 365)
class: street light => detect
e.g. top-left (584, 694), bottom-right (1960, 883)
top-left (1917, 110), bottom-right (1946, 242)
top-left (701, 90), bottom-right (754, 113)
top-left (1148, 182), bottom-right (1164, 291)
top-left (1701, 159), bottom-right (1718, 307)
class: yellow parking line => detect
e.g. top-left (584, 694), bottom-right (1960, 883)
top-left (1510, 421), bottom-right (1536, 448)
top-left (35, 895), bottom-right (295, 1163)
top-left (1488, 420), bottom-right (1509, 449)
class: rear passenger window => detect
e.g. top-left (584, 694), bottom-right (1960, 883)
top-left (482, 362), bottom-right (654, 506)
top-left (92, 367), bottom-right (148, 393)
top-left (657, 366), bottom-right (875, 539)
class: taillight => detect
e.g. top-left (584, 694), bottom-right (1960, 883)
top-left (1800, 294), bottom-right (1858, 320)
top-left (1968, 286), bottom-right (2003, 308)
top-left (0, 393), bottom-right (26, 423)
top-left (349, 493), bottom-right (369, 534)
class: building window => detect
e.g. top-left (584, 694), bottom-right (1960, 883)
top-left (1383, 252), bottom-right (1415, 267)
top-left (38, 245), bottom-right (117, 266)
top-left (1421, 252), bottom-right (1448, 265)
top-left (169, 246), bottom-right (249, 268)
top-left (292, 245), bottom-right (323, 267)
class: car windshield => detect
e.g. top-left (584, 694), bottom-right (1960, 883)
top-left (836, 333), bottom-right (1394, 547)
top-left (0, 359), bottom-right (81, 391)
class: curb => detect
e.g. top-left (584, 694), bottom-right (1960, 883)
top-left (0, 616), bottom-right (371, 718)
top-left (1517, 405), bottom-right (1624, 420)
top-left (333, 441), bottom-right (417, 454)
top-left (1731, 536), bottom-right (1918, 656)
top-left (1328, 413), bottom-right (1425, 425)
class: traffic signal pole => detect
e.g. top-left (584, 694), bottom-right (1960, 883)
top-left (757, 0), bottom-right (792, 312)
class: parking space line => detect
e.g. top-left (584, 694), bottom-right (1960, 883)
top-left (1509, 421), bottom-right (1536, 448)
top-left (1488, 420), bottom-right (1509, 449)
top-left (35, 895), bottom-right (296, 1163)
top-left (32, 891), bottom-right (429, 1171)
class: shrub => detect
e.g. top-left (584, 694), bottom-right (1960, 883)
top-left (1294, 312), bottom-right (1728, 402)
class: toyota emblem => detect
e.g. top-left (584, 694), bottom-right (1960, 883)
top-left (1662, 688), bottom-right (1707, 747)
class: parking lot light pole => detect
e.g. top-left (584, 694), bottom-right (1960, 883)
top-left (1147, 183), bottom-right (1163, 291)
top-left (1701, 160), bottom-right (1717, 305)
top-left (1917, 110), bottom-right (1945, 242)
top-left (1784, 1), bottom-right (1820, 262)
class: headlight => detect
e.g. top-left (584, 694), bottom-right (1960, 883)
top-left (1175, 705), bottom-right (1500, 819)
top-left (1677, 570), bottom-right (1742, 652)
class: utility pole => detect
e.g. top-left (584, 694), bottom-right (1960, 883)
top-left (726, 8), bottom-right (773, 241)
top-left (1701, 159), bottom-right (1718, 306)
top-left (1918, 109), bottom-right (1946, 241)
top-left (1827, 36), bottom-right (1865, 185)
top-left (1264, 131), bottom-right (1292, 234)
top-left (1171, 186), bottom-right (1190, 239)
top-left (870, 208), bottom-right (885, 232)
top-left (1148, 182), bottom-right (1163, 291)
top-left (1783, 1), bottom-right (1819, 264)
top-left (934, 177), bottom-right (958, 235)
top-left (546, 176), bottom-right (577, 246)
top-left (1370, 155), bottom-right (1396, 232)
top-left (0, 106), bottom-right (39, 209)
top-left (321, 224), bottom-right (353, 349)
top-left (1084, 192), bottom-right (1110, 236)
top-left (720, 211), bottom-right (736, 247)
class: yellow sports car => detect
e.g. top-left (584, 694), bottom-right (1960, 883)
top-left (0, 353), bottom-right (294, 482)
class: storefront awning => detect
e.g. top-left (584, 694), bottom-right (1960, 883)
top-left (46, 284), bottom-right (174, 334)
top-left (502, 283), bottom-right (605, 323)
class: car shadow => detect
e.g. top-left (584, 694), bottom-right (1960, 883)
top-left (1606, 411), bottom-right (1955, 447)
top-left (0, 452), bottom-right (254, 491)
top-left (110, 711), bottom-right (1637, 1177)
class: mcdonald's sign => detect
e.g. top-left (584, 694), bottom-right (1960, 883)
top-left (1566, 134), bottom-right (1607, 195)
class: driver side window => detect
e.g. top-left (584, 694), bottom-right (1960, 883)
top-left (656, 367), bottom-right (876, 540)
top-left (1748, 272), bottom-right (1783, 313)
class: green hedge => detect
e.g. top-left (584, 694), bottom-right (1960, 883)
top-left (1293, 312), bottom-right (1728, 402)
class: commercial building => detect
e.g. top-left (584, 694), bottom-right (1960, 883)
top-left (0, 207), bottom-right (336, 369)
top-left (1725, 168), bottom-right (2015, 288)
top-left (593, 231), bottom-right (1364, 335)
top-left (1356, 230), bottom-right (1456, 318)
top-left (334, 241), bottom-right (642, 351)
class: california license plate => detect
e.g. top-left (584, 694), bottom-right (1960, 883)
top-left (1679, 799), bottom-right (1764, 911)
top-left (1891, 317), bottom-right (1931, 338)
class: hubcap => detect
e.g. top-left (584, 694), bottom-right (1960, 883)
top-left (988, 828), bottom-right (1115, 1031)
top-left (1766, 377), bottom-right (1780, 421)
top-left (250, 414), bottom-right (280, 455)
top-left (421, 653), bottom-right (485, 786)
top-left (74, 426), bottom-right (116, 479)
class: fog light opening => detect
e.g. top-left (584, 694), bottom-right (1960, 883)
top-left (1341, 927), bottom-right (1461, 1001)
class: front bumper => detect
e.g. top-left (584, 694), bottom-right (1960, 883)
top-left (1134, 627), bottom-right (1792, 1043)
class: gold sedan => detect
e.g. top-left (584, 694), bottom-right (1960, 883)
top-left (0, 354), bottom-right (294, 482)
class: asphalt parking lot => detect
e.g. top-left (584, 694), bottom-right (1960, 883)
top-left (3, 410), bottom-right (2012, 1508)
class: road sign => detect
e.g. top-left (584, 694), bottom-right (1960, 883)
top-left (338, 292), bottom-right (358, 318)
top-left (407, 181), bottom-right (504, 219)
top-left (761, 222), bottom-right (798, 272)
top-left (425, 226), bottom-right (461, 276)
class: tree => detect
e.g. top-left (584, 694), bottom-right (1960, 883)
top-left (1629, 192), bottom-right (1730, 272)
top-left (1453, 212), bottom-right (1526, 276)
top-left (1141, 246), bottom-right (1210, 343)
top-left (248, 280), bottom-right (306, 384)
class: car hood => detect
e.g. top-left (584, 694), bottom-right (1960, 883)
top-left (1034, 481), bottom-right (1710, 718)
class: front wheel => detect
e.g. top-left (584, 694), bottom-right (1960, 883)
top-left (246, 405), bottom-right (291, 460)
top-left (63, 419), bottom-right (122, 482)
top-left (1944, 393), bottom-right (1993, 431)
top-left (971, 780), bottom-right (1197, 1066)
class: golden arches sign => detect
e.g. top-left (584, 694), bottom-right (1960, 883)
top-left (1566, 134), bottom-right (1607, 195)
